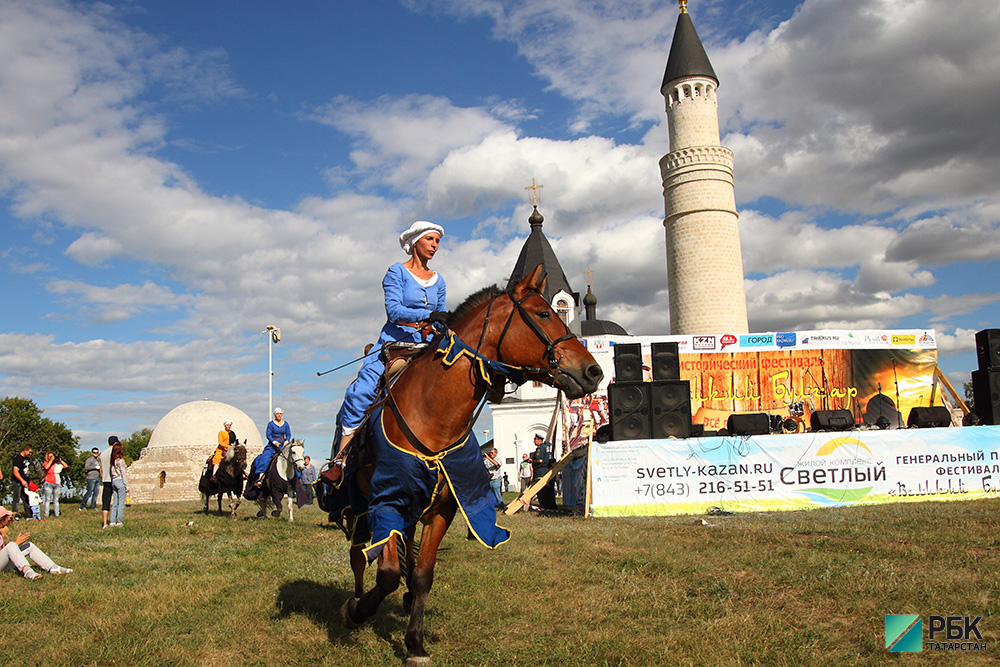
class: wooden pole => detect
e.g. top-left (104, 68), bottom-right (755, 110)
top-left (503, 393), bottom-right (562, 516)
top-left (935, 366), bottom-right (969, 414)
top-left (503, 445), bottom-right (586, 516)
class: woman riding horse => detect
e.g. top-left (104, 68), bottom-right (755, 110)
top-left (334, 264), bottom-right (604, 666)
top-left (332, 220), bottom-right (448, 461)
top-left (250, 408), bottom-right (290, 486)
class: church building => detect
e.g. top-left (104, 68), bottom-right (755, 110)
top-left (488, 204), bottom-right (626, 490)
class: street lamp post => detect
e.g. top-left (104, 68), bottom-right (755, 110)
top-left (264, 325), bottom-right (281, 417)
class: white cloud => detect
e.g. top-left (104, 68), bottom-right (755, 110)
top-left (1, 0), bottom-right (998, 451)
top-left (309, 94), bottom-right (513, 191)
top-left (714, 0), bottom-right (1000, 218)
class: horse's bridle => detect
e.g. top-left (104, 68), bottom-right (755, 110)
top-left (478, 288), bottom-right (577, 385)
top-left (276, 440), bottom-right (304, 471)
top-left (382, 287), bottom-right (579, 457)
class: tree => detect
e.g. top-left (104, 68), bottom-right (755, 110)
top-left (963, 380), bottom-right (976, 413)
top-left (0, 397), bottom-right (80, 499)
top-left (122, 428), bottom-right (152, 464)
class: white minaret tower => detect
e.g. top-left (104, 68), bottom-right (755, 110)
top-left (659, 0), bottom-right (749, 334)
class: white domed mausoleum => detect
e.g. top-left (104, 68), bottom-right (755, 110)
top-left (128, 400), bottom-right (264, 504)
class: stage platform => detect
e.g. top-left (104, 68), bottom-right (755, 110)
top-left (588, 425), bottom-right (1000, 517)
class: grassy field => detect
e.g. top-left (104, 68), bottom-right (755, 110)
top-left (1, 495), bottom-right (997, 666)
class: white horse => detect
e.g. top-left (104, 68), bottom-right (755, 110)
top-left (255, 438), bottom-right (307, 522)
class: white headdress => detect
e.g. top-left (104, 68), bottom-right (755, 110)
top-left (399, 221), bottom-right (444, 254)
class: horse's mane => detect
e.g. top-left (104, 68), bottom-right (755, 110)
top-left (448, 284), bottom-right (503, 326)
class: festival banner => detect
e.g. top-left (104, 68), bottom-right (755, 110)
top-left (588, 426), bottom-right (1000, 517)
top-left (564, 329), bottom-right (943, 450)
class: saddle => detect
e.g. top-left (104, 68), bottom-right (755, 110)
top-left (384, 341), bottom-right (429, 380)
top-left (321, 341), bottom-right (430, 490)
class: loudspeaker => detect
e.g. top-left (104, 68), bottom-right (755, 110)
top-left (608, 383), bottom-right (650, 440)
top-left (976, 329), bottom-right (1000, 370)
top-left (810, 409), bottom-right (855, 432)
top-left (972, 369), bottom-right (1000, 425)
top-left (650, 380), bottom-right (691, 438)
top-left (650, 342), bottom-right (680, 381)
top-left (906, 406), bottom-right (952, 428)
top-left (613, 343), bottom-right (643, 383)
top-left (863, 393), bottom-right (902, 429)
top-left (726, 412), bottom-right (770, 436)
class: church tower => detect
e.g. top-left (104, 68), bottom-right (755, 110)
top-left (660, 0), bottom-right (749, 334)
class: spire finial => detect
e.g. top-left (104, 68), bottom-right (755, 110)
top-left (679, 0), bottom-right (688, 13)
top-left (524, 177), bottom-right (544, 207)
top-left (584, 265), bottom-right (595, 286)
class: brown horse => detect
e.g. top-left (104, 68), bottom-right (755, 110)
top-left (198, 443), bottom-right (247, 520)
top-left (338, 265), bottom-right (603, 666)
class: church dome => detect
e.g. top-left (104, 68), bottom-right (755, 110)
top-left (148, 399), bottom-right (263, 450)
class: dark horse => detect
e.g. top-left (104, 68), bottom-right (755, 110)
top-left (333, 265), bottom-right (603, 666)
top-left (198, 442), bottom-right (247, 519)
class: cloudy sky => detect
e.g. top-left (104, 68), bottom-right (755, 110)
top-left (2, 0), bottom-right (998, 459)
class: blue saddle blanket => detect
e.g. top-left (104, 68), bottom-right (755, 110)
top-left (361, 406), bottom-right (510, 562)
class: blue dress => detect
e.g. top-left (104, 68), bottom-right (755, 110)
top-left (337, 263), bottom-right (447, 431)
top-left (252, 420), bottom-right (291, 475)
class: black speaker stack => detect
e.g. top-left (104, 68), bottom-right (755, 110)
top-left (608, 342), bottom-right (692, 441)
top-left (972, 329), bottom-right (1000, 425)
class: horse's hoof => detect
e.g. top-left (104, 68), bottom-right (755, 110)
top-left (255, 511), bottom-right (265, 518)
top-left (271, 510), bottom-right (281, 517)
top-left (340, 598), bottom-right (362, 629)
top-left (405, 656), bottom-right (431, 667)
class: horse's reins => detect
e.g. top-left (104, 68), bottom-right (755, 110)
top-left (496, 288), bottom-right (576, 383)
top-left (275, 440), bottom-right (303, 472)
top-left (385, 287), bottom-right (577, 456)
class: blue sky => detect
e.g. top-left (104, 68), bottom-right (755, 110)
top-left (2, 0), bottom-right (999, 461)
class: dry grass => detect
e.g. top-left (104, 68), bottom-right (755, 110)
top-left (1, 497), bottom-right (997, 666)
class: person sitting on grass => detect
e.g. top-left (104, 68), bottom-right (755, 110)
top-left (0, 507), bottom-right (73, 580)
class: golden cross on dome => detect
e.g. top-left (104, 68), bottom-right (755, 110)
top-left (524, 177), bottom-right (544, 207)
top-left (584, 265), bottom-right (595, 286)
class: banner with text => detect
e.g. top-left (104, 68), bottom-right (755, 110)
top-left (588, 425), bottom-right (1000, 517)
top-left (564, 329), bottom-right (942, 450)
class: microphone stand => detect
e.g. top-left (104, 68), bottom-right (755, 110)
top-left (891, 358), bottom-right (902, 428)
top-left (819, 352), bottom-right (828, 411)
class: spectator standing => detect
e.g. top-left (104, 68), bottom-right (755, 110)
top-left (41, 452), bottom-right (65, 517)
top-left (519, 453), bottom-right (532, 493)
top-left (25, 483), bottom-right (42, 520)
top-left (80, 448), bottom-right (101, 511)
top-left (99, 436), bottom-right (116, 529)
top-left (483, 447), bottom-right (504, 510)
top-left (531, 434), bottom-right (557, 510)
top-left (300, 456), bottom-right (317, 504)
top-left (109, 441), bottom-right (129, 527)
top-left (10, 445), bottom-right (32, 517)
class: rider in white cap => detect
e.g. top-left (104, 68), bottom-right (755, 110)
top-left (333, 221), bottom-right (447, 458)
top-left (210, 419), bottom-right (237, 482)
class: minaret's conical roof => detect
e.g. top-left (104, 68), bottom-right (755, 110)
top-left (661, 1), bottom-right (717, 93)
